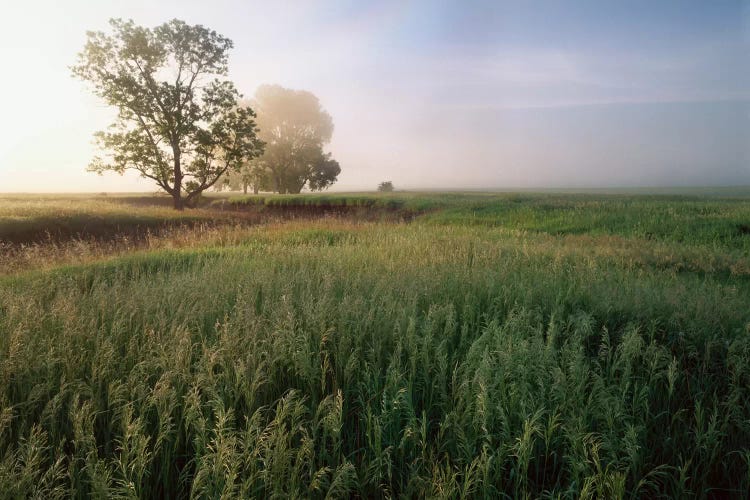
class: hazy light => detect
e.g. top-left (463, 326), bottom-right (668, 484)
top-left (1, 0), bottom-right (748, 192)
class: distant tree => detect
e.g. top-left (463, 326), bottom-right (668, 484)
top-left (72, 18), bottom-right (264, 209)
top-left (216, 159), bottom-right (270, 194)
top-left (378, 181), bottom-right (394, 192)
top-left (251, 85), bottom-right (340, 193)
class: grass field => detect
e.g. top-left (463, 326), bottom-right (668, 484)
top-left (0, 192), bottom-right (749, 498)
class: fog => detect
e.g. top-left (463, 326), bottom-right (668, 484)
top-left (1, 0), bottom-right (748, 192)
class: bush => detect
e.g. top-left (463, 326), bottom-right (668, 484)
top-left (378, 181), bottom-right (394, 192)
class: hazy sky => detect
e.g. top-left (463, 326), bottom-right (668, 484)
top-left (1, 0), bottom-right (749, 191)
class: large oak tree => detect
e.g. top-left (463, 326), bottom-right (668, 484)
top-left (72, 19), bottom-right (264, 209)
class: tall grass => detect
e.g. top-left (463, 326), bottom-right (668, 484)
top-left (0, 196), bottom-right (225, 245)
top-left (0, 220), bottom-right (748, 497)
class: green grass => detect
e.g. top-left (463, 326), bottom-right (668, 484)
top-left (0, 193), bottom-right (749, 497)
top-left (421, 195), bottom-right (750, 251)
top-left (217, 193), bottom-right (409, 210)
top-left (219, 192), bottom-right (750, 250)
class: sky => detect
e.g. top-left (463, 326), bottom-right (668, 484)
top-left (0, 0), bottom-right (748, 192)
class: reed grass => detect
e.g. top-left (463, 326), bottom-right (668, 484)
top-left (0, 193), bottom-right (749, 497)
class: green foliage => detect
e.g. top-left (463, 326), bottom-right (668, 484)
top-left (216, 159), bottom-right (269, 194)
top-left (1, 193), bottom-right (749, 496)
top-left (378, 181), bottom-right (394, 192)
top-left (250, 85), bottom-right (340, 193)
top-left (72, 19), bottom-right (264, 209)
top-left (307, 154), bottom-right (341, 192)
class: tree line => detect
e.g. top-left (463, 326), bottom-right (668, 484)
top-left (72, 19), bottom-right (340, 209)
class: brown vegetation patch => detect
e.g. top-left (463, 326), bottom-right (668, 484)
top-left (214, 201), bottom-right (419, 222)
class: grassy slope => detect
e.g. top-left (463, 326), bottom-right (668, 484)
top-left (0, 194), bottom-right (749, 497)
top-left (0, 197), bottom-right (215, 243)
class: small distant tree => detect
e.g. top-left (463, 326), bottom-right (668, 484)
top-left (378, 181), bottom-right (394, 192)
top-left (72, 19), bottom-right (264, 209)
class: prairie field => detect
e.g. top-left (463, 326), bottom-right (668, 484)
top-left (0, 191), bottom-right (749, 498)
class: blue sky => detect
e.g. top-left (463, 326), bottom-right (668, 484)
top-left (1, 0), bottom-right (748, 190)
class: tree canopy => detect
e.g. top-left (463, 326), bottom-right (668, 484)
top-left (72, 18), bottom-right (264, 209)
top-left (249, 85), bottom-right (341, 194)
top-left (216, 158), bottom-right (268, 194)
top-left (378, 181), bottom-right (394, 192)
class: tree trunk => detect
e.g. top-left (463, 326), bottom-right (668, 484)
top-left (172, 191), bottom-right (184, 210)
top-left (172, 144), bottom-right (184, 210)
top-left (243, 182), bottom-right (248, 195)
top-left (253, 184), bottom-right (259, 195)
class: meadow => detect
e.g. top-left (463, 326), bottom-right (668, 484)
top-left (0, 191), bottom-right (749, 498)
